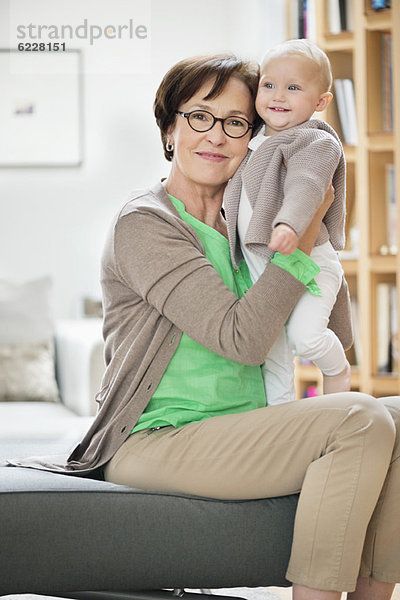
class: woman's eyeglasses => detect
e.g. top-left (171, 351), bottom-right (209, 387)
top-left (176, 110), bottom-right (253, 139)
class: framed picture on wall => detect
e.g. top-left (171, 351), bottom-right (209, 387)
top-left (0, 49), bottom-right (83, 167)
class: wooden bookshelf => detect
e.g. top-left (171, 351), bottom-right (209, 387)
top-left (291, 0), bottom-right (400, 398)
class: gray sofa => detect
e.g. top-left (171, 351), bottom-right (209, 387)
top-left (1, 438), bottom-right (298, 598)
top-left (0, 318), bottom-right (298, 599)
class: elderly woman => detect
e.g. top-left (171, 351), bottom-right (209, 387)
top-left (60, 56), bottom-right (400, 599)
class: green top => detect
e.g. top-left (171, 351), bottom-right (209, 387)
top-left (131, 195), bottom-right (267, 433)
top-left (131, 194), bottom-right (320, 434)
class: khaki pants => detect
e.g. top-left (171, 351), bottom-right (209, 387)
top-left (104, 392), bottom-right (400, 592)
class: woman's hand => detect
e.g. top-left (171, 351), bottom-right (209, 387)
top-left (297, 184), bottom-right (335, 256)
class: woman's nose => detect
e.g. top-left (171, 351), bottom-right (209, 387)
top-left (206, 120), bottom-right (226, 144)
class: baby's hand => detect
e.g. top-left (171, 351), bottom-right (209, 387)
top-left (269, 224), bottom-right (299, 255)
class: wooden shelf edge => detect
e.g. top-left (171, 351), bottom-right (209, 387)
top-left (320, 33), bottom-right (355, 52)
top-left (367, 132), bottom-right (395, 152)
top-left (371, 374), bottom-right (400, 395)
top-left (370, 255), bottom-right (398, 273)
top-left (364, 10), bottom-right (392, 31)
top-left (341, 259), bottom-right (358, 276)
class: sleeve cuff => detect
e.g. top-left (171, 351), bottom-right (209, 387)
top-left (271, 249), bottom-right (322, 296)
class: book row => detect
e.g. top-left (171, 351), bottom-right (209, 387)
top-left (334, 78), bottom-right (357, 146)
top-left (376, 283), bottom-right (398, 374)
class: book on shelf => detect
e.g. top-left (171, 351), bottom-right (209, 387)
top-left (385, 164), bottom-right (397, 254)
top-left (327, 0), bottom-right (354, 34)
top-left (303, 384), bottom-right (321, 398)
top-left (328, 0), bottom-right (340, 35)
top-left (390, 285), bottom-right (399, 373)
top-left (306, 0), bottom-right (316, 42)
top-left (287, 0), bottom-right (316, 41)
top-left (298, 0), bottom-right (305, 38)
top-left (377, 283), bottom-right (391, 373)
top-left (377, 283), bottom-right (398, 374)
top-left (370, 0), bottom-right (391, 10)
top-left (382, 33), bottom-right (393, 133)
top-left (334, 78), bottom-right (358, 146)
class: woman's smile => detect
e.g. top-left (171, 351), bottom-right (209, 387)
top-left (195, 151), bottom-right (229, 162)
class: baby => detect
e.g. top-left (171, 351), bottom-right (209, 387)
top-left (235, 39), bottom-right (351, 404)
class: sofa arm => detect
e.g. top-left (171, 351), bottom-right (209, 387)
top-left (55, 318), bottom-right (105, 417)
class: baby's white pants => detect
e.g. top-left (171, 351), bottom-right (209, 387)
top-left (263, 241), bottom-right (348, 405)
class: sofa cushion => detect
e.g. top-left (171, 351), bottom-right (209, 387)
top-left (0, 277), bottom-right (58, 402)
top-left (0, 439), bottom-right (297, 596)
top-left (0, 340), bottom-right (59, 401)
top-left (0, 402), bottom-right (93, 441)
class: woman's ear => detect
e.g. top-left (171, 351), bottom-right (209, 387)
top-left (166, 124), bottom-right (175, 147)
top-left (315, 91), bottom-right (333, 113)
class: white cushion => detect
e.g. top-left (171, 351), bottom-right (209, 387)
top-left (0, 401), bottom-right (94, 441)
top-left (0, 277), bottom-right (59, 402)
top-left (0, 276), bottom-right (54, 344)
top-left (0, 341), bottom-right (59, 402)
top-left (55, 318), bottom-right (104, 416)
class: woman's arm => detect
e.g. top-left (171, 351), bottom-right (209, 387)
top-left (111, 206), bottom-right (315, 366)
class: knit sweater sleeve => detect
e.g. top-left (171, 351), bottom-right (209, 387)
top-left (272, 132), bottom-right (342, 238)
top-left (112, 207), bottom-right (305, 366)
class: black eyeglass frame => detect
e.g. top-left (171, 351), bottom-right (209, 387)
top-left (176, 110), bottom-right (254, 139)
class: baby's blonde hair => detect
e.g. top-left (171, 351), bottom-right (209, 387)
top-left (261, 38), bottom-right (333, 93)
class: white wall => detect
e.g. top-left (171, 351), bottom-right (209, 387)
top-left (0, 0), bottom-right (286, 318)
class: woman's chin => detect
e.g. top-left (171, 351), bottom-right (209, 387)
top-left (194, 176), bottom-right (229, 191)
top-left (190, 165), bottom-right (235, 190)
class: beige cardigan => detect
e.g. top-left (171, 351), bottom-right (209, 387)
top-left (8, 182), bottom-right (352, 475)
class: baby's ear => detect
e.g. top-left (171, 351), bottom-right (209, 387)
top-left (315, 91), bottom-right (333, 112)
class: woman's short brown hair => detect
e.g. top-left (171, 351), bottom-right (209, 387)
top-left (154, 54), bottom-right (260, 161)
